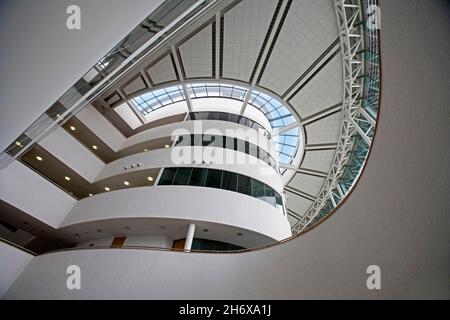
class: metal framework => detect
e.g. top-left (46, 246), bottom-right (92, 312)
top-left (292, 0), bottom-right (380, 234)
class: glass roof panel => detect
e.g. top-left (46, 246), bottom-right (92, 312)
top-left (129, 82), bottom-right (300, 168)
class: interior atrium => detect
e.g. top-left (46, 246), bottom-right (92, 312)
top-left (0, 0), bottom-right (448, 299)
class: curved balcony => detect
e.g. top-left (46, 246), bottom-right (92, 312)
top-left (60, 186), bottom-right (291, 241)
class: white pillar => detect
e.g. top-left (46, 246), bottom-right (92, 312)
top-left (184, 223), bottom-right (196, 251)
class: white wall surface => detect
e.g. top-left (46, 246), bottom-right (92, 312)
top-left (76, 104), bottom-right (126, 151)
top-left (0, 241), bottom-right (34, 298)
top-left (60, 186), bottom-right (291, 241)
top-left (0, 161), bottom-right (77, 228)
top-left (39, 127), bottom-right (105, 182)
top-left (0, 0), bottom-right (165, 152)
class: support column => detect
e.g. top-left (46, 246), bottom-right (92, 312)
top-left (184, 223), bottom-right (196, 251)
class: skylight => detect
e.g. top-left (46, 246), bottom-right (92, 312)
top-left (129, 82), bottom-right (300, 166)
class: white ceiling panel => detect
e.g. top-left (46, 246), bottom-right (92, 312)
top-left (300, 149), bottom-right (336, 173)
top-left (146, 54), bottom-right (178, 85)
top-left (304, 111), bottom-right (342, 145)
top-left (223, 0), bottom-right (277, 82)
top-left (285, 191), bottom-right (313, 217)
top-left (288, 173), bottom-right (325, 197)
top-left (123, 76), bottom-right (147, 96)
top-left (289, 53), bottom-right (343, 118)
top-left (179, 24), bottom-right (213, 79)
top-left (258, 0), bottom-right (338, 95)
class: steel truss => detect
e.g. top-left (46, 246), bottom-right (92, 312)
top-left (292, 0), bottom-right (380, 234)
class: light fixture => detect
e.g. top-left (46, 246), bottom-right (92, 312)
top-left (144, 149), bottom-right (148, 152)
top-left (92, 145), bottom-right (98, 150)
top-left (64, 176), bottom-right (71, 181)
top-left (147, 176), bottom-right (154, 182)
top-left (88, 193), bottom-right (93, 197)
top-left (36, 156), bottom-right (43, 161)
top-left (104, 187), bottom-right (110, 191)
top-left (123, 181), bottom-right (130, 186)
top-left (15, 141), bottom-right (22, 147)
top-left (69, 126), bottom-right (76, 131)
top-left (165, 144), bottom-right (170, 148)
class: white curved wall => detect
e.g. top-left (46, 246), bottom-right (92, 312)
top-left (60, 186), bottom-right (291, 241)
top-left (95, 148), bottom-right (282, 192)
top-left (0, 241), bottom-right (33, 298)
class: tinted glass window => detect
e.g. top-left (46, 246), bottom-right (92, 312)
top-left (250, 144), bottom-right (258, 159)
top-left (205, 169), bottom-right (222, 188)
top-left (236, 139), bottom-right (246, 153)
top-left (264, 184), bottom-right (275, 206)
top-left (252, 179), bottom-right (265, 198)
top-left (158, 168), bottom-right (177, 185)
top-left (275, 193), bottom-right (283, 206)
top-left (237, 175), bottom-right (252, 196)
top-left (225, 137), bottom-right (234, 150)
top-left (189, 113), bottom-right (196, 120)
top-left (245, 141), bottom-right (250, 154)
top-left (202, 134), bottom-right (216, 147)
top-left (221, 171), bottom-right (237, 192)
top-left (238, 116), bottom-right (247, 125)
top-left (189, 168), bottom-right (207, 186)
top-left (229, 113), bottom-right (239, 123)
top-left (195, 112), bottom-right (209, 120)
top-left (173, 168), bottom-right (191, 185)
top-left (175, 135), bottom-right (191, 146)
top-left (218, 112), bottom-right (229, 121)
top-left (207, 112), bottom-right (219, 120)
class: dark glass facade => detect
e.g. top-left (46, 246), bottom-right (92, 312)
top-left (158, 167), bottom-right (284, 212)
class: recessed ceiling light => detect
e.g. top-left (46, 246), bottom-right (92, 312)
top-left (92, 145), bottom-right (98, 150)
top-left (123, 181), bottom-right (130, 186)
top-left (64, 176), bottom-right (71, 181)
top-left (104, 187), bottom-right (110, 191)
top-left (69, 126), bottom-right (76, 131)
top-left (88, 193), bottom-right (93, 197)
top-left (147, 176), bottom-right (154, 182)
top-left (144, 149), bottom-right (148, 152)
top-left (165, 144), bottom-right (170, 148)
top-left (15, 141), bottom-right (22, 147)
top-left (36, 156), bottom-right (43, 161)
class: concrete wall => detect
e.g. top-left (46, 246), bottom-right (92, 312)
top-left (0, 241), bottom-right (34, 298)
top-left (0, 161), bottom-right (77, 228)
top-left (76, 104), bottom-right (126, 151)
top-left (40, 127), bottom-right (104, 182)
